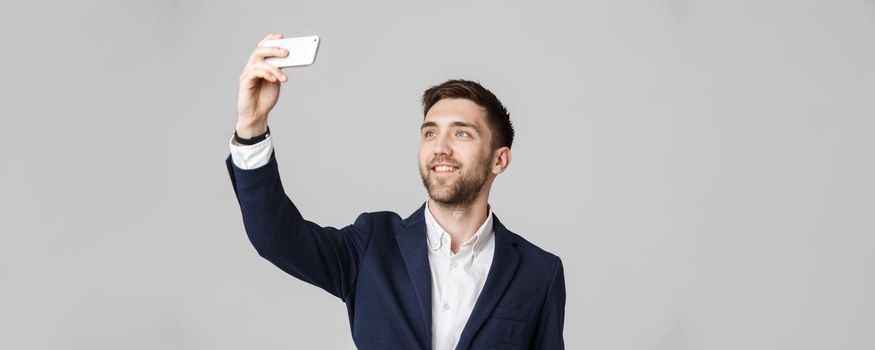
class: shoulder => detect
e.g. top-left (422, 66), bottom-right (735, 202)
top-left (496, 226), bottom-right (566, 308)
top-left (363, 210), bottom-right (404, 222)
top-left (503, 228), bottom-right (563, 278)
top-left (509, 230), bottom-right (561, 259)
top-left (349, 210), bottom-right (407, 232)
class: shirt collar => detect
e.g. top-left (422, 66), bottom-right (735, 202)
top-left (423, 199), bottom-right (494, 255)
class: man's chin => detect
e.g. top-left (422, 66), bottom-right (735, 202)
top-left (427, 189), bottom-right (450, 200)
top-left (427, 176), bottom-right (455, 186)
top-left (427, 190), bottom-right (457, 203)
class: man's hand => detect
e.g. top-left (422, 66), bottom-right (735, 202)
top-left (236, 33), bottom-right (289, 138)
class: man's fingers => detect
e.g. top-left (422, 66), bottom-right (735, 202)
top-left (241, 65), bottom-right (286, 84)
top-left (251, 67), bottom-right (277, 83)
top-left (240, 66), bottom-right (270, 83)
top-left (256, 33), bottom-right (284, 48)
top-left (248, 46), bottom-right (289, 65)
top-left (239, 34), bottom-right (288, 84)
top-left (252, 62), bottom-right (287, 82)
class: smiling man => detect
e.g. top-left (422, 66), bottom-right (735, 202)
top-left (227, 33), bottom-right (565, 350)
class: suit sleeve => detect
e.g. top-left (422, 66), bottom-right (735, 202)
top-left (530, 256), bottom-right (566, 349)
top-left (226, 150), bottom-right (373, 301)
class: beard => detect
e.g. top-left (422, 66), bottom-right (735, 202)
top-left (419, 155), bottom-right (493, 209)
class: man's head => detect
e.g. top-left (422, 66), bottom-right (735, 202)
top-left (418, 79), bottom-right (514, 209)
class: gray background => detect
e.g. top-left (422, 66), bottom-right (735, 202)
top-left (2, 0), bottom-right (874, 349)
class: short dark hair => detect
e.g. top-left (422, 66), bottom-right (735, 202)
top-left (421, 79), bottom-right (514, 150)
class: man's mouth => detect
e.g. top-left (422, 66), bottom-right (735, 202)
top-left (431, 165), bottom-right (459, 174)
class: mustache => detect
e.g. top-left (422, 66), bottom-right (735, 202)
top-left (429, 158), bottom-right (461, 168)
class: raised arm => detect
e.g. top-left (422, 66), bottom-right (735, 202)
top-left (227, 33), bottom-right (372, 301)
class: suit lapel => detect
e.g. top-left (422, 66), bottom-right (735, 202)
top-left (395, 205), bottom-right (521, 350)
top-left (395, 202), bottom-right (433, 348)
top-left (455, 214), bottom-right (520, 350)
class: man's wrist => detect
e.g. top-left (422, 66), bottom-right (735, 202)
top-left (234, 126), bottom-right (270, 146)
top-left (235, 121), bottom-right (268, 139)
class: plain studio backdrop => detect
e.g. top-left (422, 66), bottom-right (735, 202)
top-left (1, 0), bottom-right (874, 349)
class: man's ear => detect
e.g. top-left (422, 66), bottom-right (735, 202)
top-left (491, 147), bottom-right (512, 175)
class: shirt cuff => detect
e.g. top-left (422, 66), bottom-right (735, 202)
top-left (229, 133), bottom-right (274, 170)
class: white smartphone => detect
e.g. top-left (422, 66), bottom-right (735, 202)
top-left (262, 35), bottom-right (320, 68)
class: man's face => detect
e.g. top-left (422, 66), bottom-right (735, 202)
top-left (419, 98), bottom-right (495, 208)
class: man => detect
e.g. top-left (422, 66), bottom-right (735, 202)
top-left (227, 33), bottom-right (565, 349)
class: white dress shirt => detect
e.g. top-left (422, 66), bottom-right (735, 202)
top-left (424, 200), bottom-right (495, 350)
top-left (229, 135), bottom-right (497, 350)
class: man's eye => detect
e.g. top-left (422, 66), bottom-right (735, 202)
top-left (424, 130), bottom-right (436, 137)
top-left (456, 130), bottom-right (470, 137)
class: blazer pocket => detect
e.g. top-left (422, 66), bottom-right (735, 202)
top-left (490, 306), bottom-right (535, 323)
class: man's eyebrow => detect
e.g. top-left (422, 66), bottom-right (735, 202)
top-left (452, 121), bottom-right (480, 133)
top-left (420, 121), bottom-right (437, 130)
top-left (420, 121), bottom-right (481, 133)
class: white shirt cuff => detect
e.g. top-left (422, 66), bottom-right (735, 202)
top-left (229, 133), bottom-right (274, 170)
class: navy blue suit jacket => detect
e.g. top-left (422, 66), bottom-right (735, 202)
top-left (227, 151), bottom-right (565, 349)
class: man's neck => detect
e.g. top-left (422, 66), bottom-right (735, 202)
top-left (427, 196), bottom-right (490, 253)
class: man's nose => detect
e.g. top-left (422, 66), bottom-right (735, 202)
top-left (433, 133), bottom-right (453, 156)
